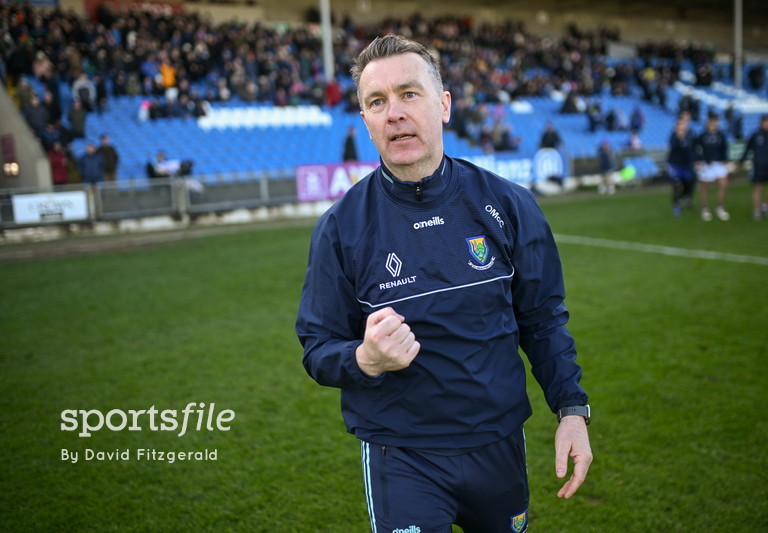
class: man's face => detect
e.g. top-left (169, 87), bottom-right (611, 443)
top-left (359, 53), bottom-right (451, 181)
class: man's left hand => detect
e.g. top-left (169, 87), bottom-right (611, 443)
top-left (554, 416), bottom-right (593, 498)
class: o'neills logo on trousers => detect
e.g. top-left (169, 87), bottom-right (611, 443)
top-left (393, 527), bottom-right (421, 533)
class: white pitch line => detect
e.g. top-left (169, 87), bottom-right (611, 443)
top-left (554, 234), bottom-right (768, 266)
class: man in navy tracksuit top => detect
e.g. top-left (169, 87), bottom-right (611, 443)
top-left (296, 35), bottom-right (592, 533)
top-left (739, 114), bottom-right (768, 220)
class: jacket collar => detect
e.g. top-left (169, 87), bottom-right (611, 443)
top-left (377, 156), bottom-right (452, 204)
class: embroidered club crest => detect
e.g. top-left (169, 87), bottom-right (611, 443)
top-left (510, 511), bottom-right (527, 532)
top-left (466, 235), bottom-right (489, 265)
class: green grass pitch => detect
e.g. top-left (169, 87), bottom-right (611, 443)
top-left (1, 180), bottom-right (766, 532)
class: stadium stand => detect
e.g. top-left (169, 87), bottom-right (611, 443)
top-left (3, 2), bottom-right (768, 193)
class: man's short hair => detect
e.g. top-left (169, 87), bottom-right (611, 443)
top-left (350, 34), bottom-right (443, 102)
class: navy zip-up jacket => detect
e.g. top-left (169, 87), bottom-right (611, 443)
top-left (296, 155), bottom-right (587, 451)
top-left (740, 128), bottom-right (768, 168)
top-left (667, 130), bottom-right (695, 168)
top-left (695, 129), bottom-right (728, 164)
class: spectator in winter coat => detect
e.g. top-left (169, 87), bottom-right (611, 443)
top-left (72, 72), bottom-right (97, 112)
top-left (78, 142), bottom-right (105, 185)
top-left (67, 100), bottom-right (87, 139)
top-left (96, 134), bottom-right (120, 181)
top-left (48, 141), bottom-right (69, 186)
top-left (22, 93), bottom-right (50, 136)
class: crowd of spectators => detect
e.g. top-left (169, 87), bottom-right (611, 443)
top-left (1, 1), bottom-right (756, 175)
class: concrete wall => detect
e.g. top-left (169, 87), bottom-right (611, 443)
top-left (0, 86), bottom-right (52, 191)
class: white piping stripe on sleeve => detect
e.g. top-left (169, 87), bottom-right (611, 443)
top-left (357, 272), bottom-right (514, 309)
top-left (361, 441), bottom-right (377, 533)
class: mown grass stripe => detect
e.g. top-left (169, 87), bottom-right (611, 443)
top-left (555, 233), bottom-right (768, 266)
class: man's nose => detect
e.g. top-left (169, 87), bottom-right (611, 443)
top-left (386, 99), bottom-right (406, 121)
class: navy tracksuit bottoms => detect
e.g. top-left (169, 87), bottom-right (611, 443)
top-left (360, 426), bottom-right (529, 533)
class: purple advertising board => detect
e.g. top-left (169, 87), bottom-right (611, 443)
top-left (296, 162), bottom-right (379, 202)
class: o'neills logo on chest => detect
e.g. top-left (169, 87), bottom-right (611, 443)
top-left (413, 216), bottom-right (444, 229)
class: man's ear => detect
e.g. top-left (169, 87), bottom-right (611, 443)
top-left (360, 111), bottom-right (373, 140)
top-left (441, 91), bottom-right (452, 124)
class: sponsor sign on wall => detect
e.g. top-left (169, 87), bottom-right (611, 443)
top-left (296, 162), bottom-right (379, 202)
top-left (296, 151), bottom-right (565, 203)
top-left (12, 191), bottom-right (90, 224)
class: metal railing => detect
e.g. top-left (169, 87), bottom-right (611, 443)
top-left (1, 170), bottom-right (299, 230)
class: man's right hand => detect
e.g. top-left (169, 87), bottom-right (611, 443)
top-left (356, 307), bottom-right (420, 376)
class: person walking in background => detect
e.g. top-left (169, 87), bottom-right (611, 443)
top-left (694, 114), bottom-right (730, 221)
top-left (597, 139), bottom-right (617, 195)
top-left (78, 142), bottom-right (105, 185)
top-left (296, 34), bottom-right (591, 533)
top-left (738, 114), bottom-right (768, 220)
top-left (342, 125), bottom-right (359, 161)
top-left (96, 133), bottom-right (120, 182)
top-left (667, 116), bottom-right (697, 217)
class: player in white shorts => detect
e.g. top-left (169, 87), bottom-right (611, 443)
top-left (694, 115), bottom-right (730, 221)
top-left (698, 161), bottom-right (728, 182)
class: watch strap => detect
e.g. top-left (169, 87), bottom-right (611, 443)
top-left (557, 404), bottom-right (590, 425)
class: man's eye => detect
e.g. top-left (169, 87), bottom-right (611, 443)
top-left (404, 92), bottom-right (416, 99)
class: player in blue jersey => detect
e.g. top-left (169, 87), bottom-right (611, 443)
top-left (296, 34), bottom-right (591, 533)
top-left (667, 116), bottom-right (697, 217)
